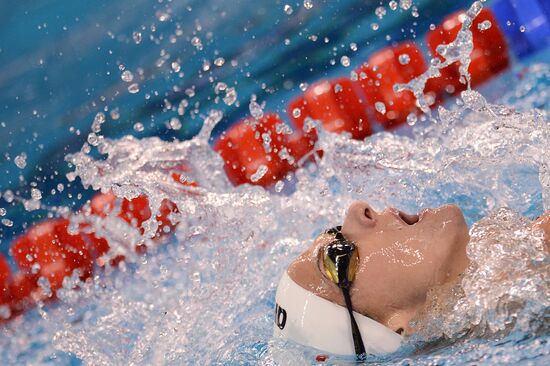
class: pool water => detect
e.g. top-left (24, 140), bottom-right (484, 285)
top-left (1, 0), bottom-right (549, 365)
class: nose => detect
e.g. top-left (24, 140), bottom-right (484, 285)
top-left (342, 201), bottom-right (377, 237)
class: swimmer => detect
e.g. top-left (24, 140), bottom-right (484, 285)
top-left (273, 202), bottom-right (550, 359)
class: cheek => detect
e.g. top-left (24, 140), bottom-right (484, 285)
top-left (354, 242), bottom-right (435, 302)
top-left (424, 222), bottom-right (469, 282)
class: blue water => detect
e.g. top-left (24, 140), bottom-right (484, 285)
top-left (0, 1), bottom-right (549, 365)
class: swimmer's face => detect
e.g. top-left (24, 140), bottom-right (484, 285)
top-left (287, 201), bottom-right (470, 334)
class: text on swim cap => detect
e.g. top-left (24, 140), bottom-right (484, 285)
top-left (275, 303), bottom-right (287, 330)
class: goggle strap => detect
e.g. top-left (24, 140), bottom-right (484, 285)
top-left (342, 287), bottom-right (367, 360)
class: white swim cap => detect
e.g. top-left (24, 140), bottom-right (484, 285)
top-left (273, 271), bottom-right (402, 356)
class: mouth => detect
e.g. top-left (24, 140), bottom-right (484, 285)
top-left (397, 211), bottom-right (420, 225)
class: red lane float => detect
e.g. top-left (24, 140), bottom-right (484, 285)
top-left (426, 8), bottom-right (509, 96)
top-left (90, 192), bottom-right (179, 238)
top-left (1, 164), bottom-right (194, 322)
top-left (170, 163), bottom-right (199, 188)
top-left (288, 78), bottom-right (372, 140)
top-left (355, 42), bottom-right (430, 128)
top-left (1, 253), bottom-right (37, 318)
top-left (214, 8), bottom-right (514, 189)
top-left (0, 255), bottom-right (11, 306)
top-left (214, 113), bottom-right (306, 187)
top-left (7, 272), bottom-right (36, 315)
top-left (11, 219), bottom-right (93, 294)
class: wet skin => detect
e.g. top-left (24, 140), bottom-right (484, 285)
top-left (288, 203), bottom-right (550, 335)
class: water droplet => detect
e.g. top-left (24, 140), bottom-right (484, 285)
top-left (398, 53), bottom-right (411, 65)
top-left (371, 23), bottom-right (379, 31)
top-left (31, 188), bottom-right (42, 201)
top-left (407, 113), bottom-right (418, 125)
top-left (87, 132), bottom-right (99, 146)
top-left (0, 208), bottom-right (6, 216)
top-left (185, 88), bottom-right (195, 98)
top-left (214, 82), bottom-right (227, 94)
top-left (14, 153), bottom-right (27, 169)
top-left (90, 112), bottom-right (106, 133)
top-left (178, 99), bottom-right (188, 115)
top-left (121, 70), bottom-right (134, 82)
top-left (223, 87), bottom-right (237, 106)
top-left (132, 31), bottom-right (142, 44)
top-left (3, 190), bottom-right (14, 203)
top-left (292, 108), bottom-right (301, 118)
top-left (375, 6), bottom-right (386, 19)
top-left (411, 6), bottom-right (419, 18)
top-left (399, 0), bottom-right (412, 10)
top-left (299, 82), bottom-right (308, 91)
top-left (110, 108), bottom-right (120, 120)
top-left (202, 60), bottom-right (211, 71)
top-left (1, 218), bottom-right (13, 227)
top-left (284, 4), bottom-right (293, 15)
top-left (156, 11), bottom-right (170, 22)
top-left (249, 99), bottom-right (264, 119)
top-left (261, 133), bottom-right (272, 153)
top-left (191, 36), bottom-right (203, 50)
top-left (274, 180), bottom-right (285, 193)
top-left (375, 102), bottom-right (386, 115)
top-left (303, 0), bottom-right (313, 10)
top-left (519, 25), bottom-right (526, 33)
top-left (214, 57), bottom-right (225, 67)
top-left (94, 112), bottom-right (106, 124)
top-left (192, 272), bottom-right (201, 283)
top-left (57, 183), bottom-right (64, 192)
top-left (128, 83), bottom-right (140, 94)
top-left (340, 55), bottom-right (350, 67)
top-left (389, 1), bottom-right (398, 11)
top-left (478, 20), bottom-right (492, 31)
top-left (171, 61), bottom-right (181, 72)
top-left (350, 42), bottom-right (357, 52)
top-left (168, 117), bottom-right (182, 130)
top-left (133, 122), bottom-right (144, 132)
top-left (250, 165), bottom-right (268, 182)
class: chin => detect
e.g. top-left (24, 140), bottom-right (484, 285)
top-left (424, 204), bottom-right (468, 239)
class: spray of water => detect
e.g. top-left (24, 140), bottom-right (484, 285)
top-left (394, 1), bottom-right (483, 116)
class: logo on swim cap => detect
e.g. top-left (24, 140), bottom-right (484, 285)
top-left (275, 303), bottom-right (287, 330)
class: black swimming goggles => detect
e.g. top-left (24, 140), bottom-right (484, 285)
top-left (323, 226), bottom-right (366, 361)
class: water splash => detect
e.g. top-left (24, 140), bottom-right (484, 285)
top-left (394, 1), bottom-right (484, 115)
top-left (26, 80), bottom-right (546, 365)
